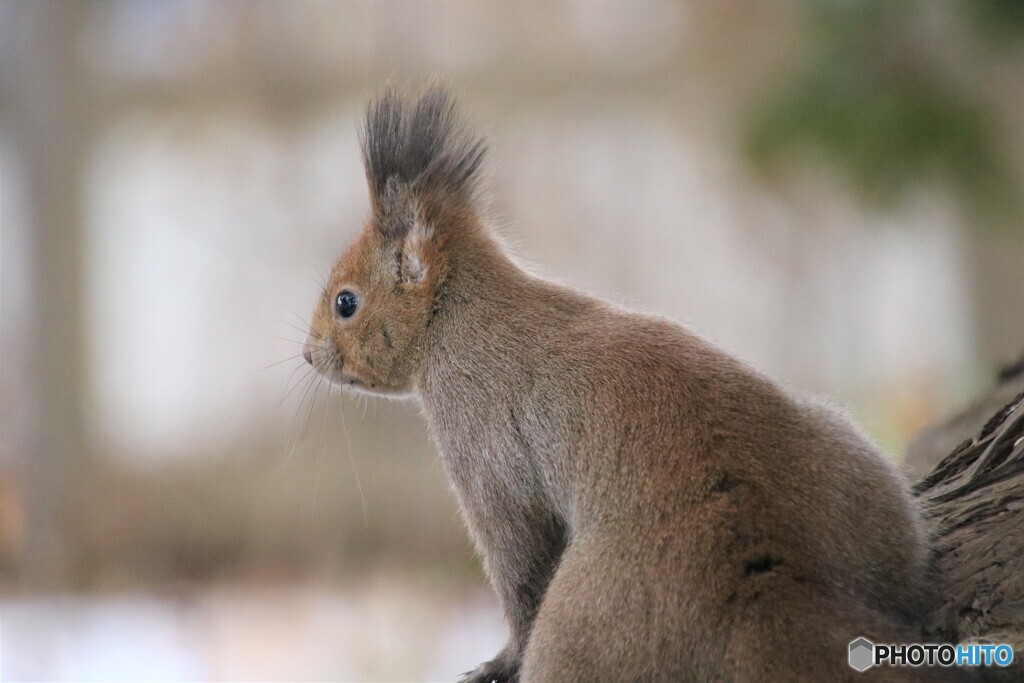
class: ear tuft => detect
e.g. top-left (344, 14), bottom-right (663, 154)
top-left (360, 84), bottom-right (486, 238)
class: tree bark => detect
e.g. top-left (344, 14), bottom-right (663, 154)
top-left (906, 356), bottom-right (1024, 480)
top-left (913, 366), bottom-right (1024, 679)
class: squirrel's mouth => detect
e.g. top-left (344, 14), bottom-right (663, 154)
top-left (304, 348), bottom-right (397, 396)
top-left (304, 345), bottom-right (361, 390)
top-left (338, 374), bottom-right (364, 389)
top-left (335, 370), bottom-right (410, 398)
top-left (329, 368), bottom-right (377, 395)
top-left (316, 363), bottom-right (364, 391)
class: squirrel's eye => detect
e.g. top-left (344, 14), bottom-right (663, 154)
top-left (335, 290), bottom-right (359, 319)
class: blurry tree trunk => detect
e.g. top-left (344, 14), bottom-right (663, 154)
top-left (3, 0), bottom-right (91, 588)
top-left (968, 229), bottom-right (1024, 380)
top-left (913, 359), bottom-right (1024, 680)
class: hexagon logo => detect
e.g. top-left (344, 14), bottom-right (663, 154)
top-left (848, 637), bottom-right (875, 672)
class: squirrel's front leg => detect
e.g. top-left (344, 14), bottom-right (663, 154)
top-left (460, 506), bottom-right (567, 683)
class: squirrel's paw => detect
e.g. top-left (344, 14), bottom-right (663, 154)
top-left (459, 653), bottom-right (519, 683)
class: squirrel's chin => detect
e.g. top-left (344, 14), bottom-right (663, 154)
top-left (333, 373), bottom-right (414, 400)
top-left (333, 373), bottom-right (366, 391)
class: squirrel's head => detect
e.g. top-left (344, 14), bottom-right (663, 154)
top-left (303, 85), bottom-right (486, 396)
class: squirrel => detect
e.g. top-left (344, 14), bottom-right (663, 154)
top-left (303, 86), bottom-right (957, 682)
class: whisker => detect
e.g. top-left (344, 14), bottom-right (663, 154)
top-left (276, 319), bottom-right (323, 341)
top-left (296, 366), bottom-right (321, 421)
top-left (282, 364), bottom-right (318, 405)
top-left (281, 306), bottom-right (318, 332)
top-left (339, 394), bottom-right (369, 526)
top-left (247, 354), bottom-right (306, 378)
top-left (313, 266), bottom-right (329, 289)
top-left (310, 373), bottom-right (327, 513)
top-left (265, 335), bottom-right (313, 345)
top-left (285, 368), bottom-right (321, 464)
top-left (283, 377), bottom-right (310, 464)
top-left (280, 368), bottom-right (308, 405)
top-left (301, 369), bottom-right (324, 437)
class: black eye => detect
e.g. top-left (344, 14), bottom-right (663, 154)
top-left (335, 290), bottom-right (358, 319)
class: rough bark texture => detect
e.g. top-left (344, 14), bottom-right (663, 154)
top-left (913, 359), bottom-right (1024, 680)
top-left (906, 357), bottom-right (1024, 480)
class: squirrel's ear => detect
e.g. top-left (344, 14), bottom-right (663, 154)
top-left (398, 214), bottom-right (432, 285)
top-left (375, 176), bottom-right (417, 241)
top-left (361, 85), bottom-right (485, 236)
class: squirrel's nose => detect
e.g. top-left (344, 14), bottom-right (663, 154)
top-left (302, 342), bottom-right (315, 366)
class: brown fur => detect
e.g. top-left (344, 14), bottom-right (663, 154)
top-left (304, 86), bottom-right (959, 682)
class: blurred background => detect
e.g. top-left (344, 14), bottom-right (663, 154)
top-left (1, 1), bottom-right (1023, 680)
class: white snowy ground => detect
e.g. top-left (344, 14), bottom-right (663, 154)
top-left (0, 580), bottom-right (505, 682)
